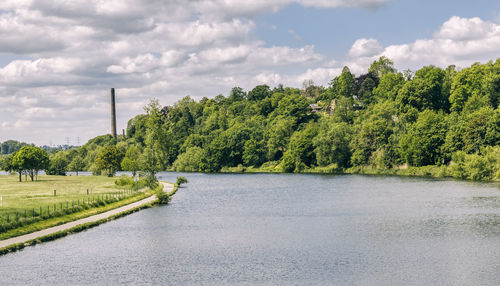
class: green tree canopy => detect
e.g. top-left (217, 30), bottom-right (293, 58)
top-left (120, 146), bottom-right (142, 177)
top-left (95, 145), bottom-right (124, 177)
top-left (399, 110), bottom-right (447, 166)
top-left (369, 56), bottom-right (397, 77)
top-left (12, 146), bottom-right (49, 181)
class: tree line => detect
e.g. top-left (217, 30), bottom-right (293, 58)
top-left (1, 57), bottom-right (499, 181)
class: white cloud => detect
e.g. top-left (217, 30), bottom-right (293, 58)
top-left (348, 38), bottom-right (383, 58)
top-left (255, 72), bottom-right (282, 85)
top-left (107, 53), bottom-right (159, 74)
top-left (346, 16), bottom-right (500, 74)
top-left (293, 67), bottom-right (343, 86)
top-left (435, 16), bottom-right (498, 41)
top-left (298, 0), bottom-right (389, 9)
top-left (0, 1), bottom-right (496, 146)
top-left (195, 0), bottom-right (390, 19)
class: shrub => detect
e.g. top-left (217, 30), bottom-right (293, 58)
top-left (115, 175), bottom-right (134, 186)
top-left (172, 147), bottom-right (204, 172)
top-left (156, 185), bottom-right (170, 204)
top-left (176, 176), bottom-right (188, 186)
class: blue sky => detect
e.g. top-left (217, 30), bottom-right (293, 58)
top-left (0, 0), bottom-right (499, 145)
top-left (257, 0), bottom-right (500, 58)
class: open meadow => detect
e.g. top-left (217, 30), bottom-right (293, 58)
top-left (0, 175), bottom-right (148, 239)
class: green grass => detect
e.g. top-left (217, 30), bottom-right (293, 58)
top-left (0, 200), bottom-right (155, 256)
top-left (0, 175), bottom-right (152, 238)
top-left (0, 191), bottom-right (152, 240)
top-left (0, 175), bottom-right (129, 215)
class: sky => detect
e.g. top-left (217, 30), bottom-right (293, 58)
top-left (1, 0), bottom-right (500, 146)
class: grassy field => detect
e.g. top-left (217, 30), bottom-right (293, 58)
top-left (0, 175), bottom-right (132, 215)
top-left (0, 174), bottom-right (152, 238)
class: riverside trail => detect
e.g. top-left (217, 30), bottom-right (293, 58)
top-left (0, 182), bottom-right (175, 250)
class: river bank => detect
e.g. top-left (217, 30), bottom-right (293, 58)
top-left (217, 163), bottom-right (500, 183)
top-left (0, 182), bottom-right (177, 255)
top-left (2, 173), bottom-right (498, 285)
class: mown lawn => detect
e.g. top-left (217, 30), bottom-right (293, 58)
top-left (0, 175), bottom-right (129, 216)
top-left (0, 174), bottom-right (152, 239)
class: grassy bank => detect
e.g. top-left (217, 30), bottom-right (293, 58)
top-left (0, 189), bottom-right (152, 240)
top-left (0, 175), bottom-right (132, 215)
top-left (0, 200), bottom-right (155, 256)
top-left (0, 175), bottom-right (151, 239)
top-left (220, 163), bottom-right (500, 182)
top-left (0, 181), bottom-right (177, 256)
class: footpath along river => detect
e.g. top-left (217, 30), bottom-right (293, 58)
top-left (0, 172), bottom-right (500, 285)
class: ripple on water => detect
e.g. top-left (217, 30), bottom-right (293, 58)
top-left (0, 172), bottom-right (499, 285)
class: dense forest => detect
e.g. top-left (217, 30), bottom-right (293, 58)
top-left (0, 140), bottom-right (33, 155)
top-left (2, 57), bottom-right (500, 181)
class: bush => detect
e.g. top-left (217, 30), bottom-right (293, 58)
top-left (115, 175), bottom-right (134, 186)
top-left (172, 147), bottom-right (203, 172)
top-left (176, 176), bottom-right (188, 186)
top-left (156, 185), bottom-right (170, 204)
top-left (449, 146), bottom-right (499, 181)
top-left (115, 176), bottom-right (148, 191)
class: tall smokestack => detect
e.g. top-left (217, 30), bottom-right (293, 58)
top-left (111, 88), bottom-right (117, 139)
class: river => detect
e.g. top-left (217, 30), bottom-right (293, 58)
top-left (1, 173), bottom-right (500, 285)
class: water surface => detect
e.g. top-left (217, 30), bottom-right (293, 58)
top-left (1, 173), bottom-right (500, 285)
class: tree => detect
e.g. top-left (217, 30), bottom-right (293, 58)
top-left (247, 85), bottom-right (271, 101)
top-left (373, 73), bottom-right (405, 102)
top-left (68, 155), bottom-right (85, 176)
top-left (0, 155), bottom-right (13, 172)
top-left (350, 101), bottom-right (397, 166)
top-left (273, 92), bottom-right (313, 124)
top-left (331, 66), bottom-right (355, 98)
top-left (354, 73), bottom-right (378, 106)
top-left (302, 80), bottom-right (323, 99)
top-left (461, 107), bottom-right (499, 153)
top-left (281, 122), bottom-right (319, 172)
top-left (173, 147), bottom-right (204, 172)
top-left (199, 131), bottom-right (231, 172)
top-left (10, 153), bottom-right (24, 182)
top-left (11, 146), bottom-right (49, 181)
top-left (396, 66), bottom-right (448, 112)
top-left (228, 86), bottom-right (246, 102)
top-left (95, 145), bottom-right (124, 177)
top-left (143, 99), bottom-right (168, 185)
top-left (399, 110), bottom-right (447, 166)
top-left (121, 146), bottom-right (142, 177)
top-left (243, 138), bottom-right (266, 167)
top-left (313, 117), bottom-right (352, 168)
top-left (46, 152), bottom-right (68, 176)
top-left (333, 96), bottom-right (355, 124)
top-left (369, 56), bottom-right (397, 77)
top-left (266, 116), bottom-right (295, 161)
top-left (0, 140), bottom-right (32, 155)
top-left (126, 114), bottom-right (148, 144)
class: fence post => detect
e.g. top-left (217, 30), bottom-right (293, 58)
top-left (54, 189), bottom-right (56, 196)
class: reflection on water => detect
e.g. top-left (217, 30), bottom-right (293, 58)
top-left (0, 173), bottom-right (499, 285)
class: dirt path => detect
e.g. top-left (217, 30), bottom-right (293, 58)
top-left (0, 182), bottom-right (174, 249)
